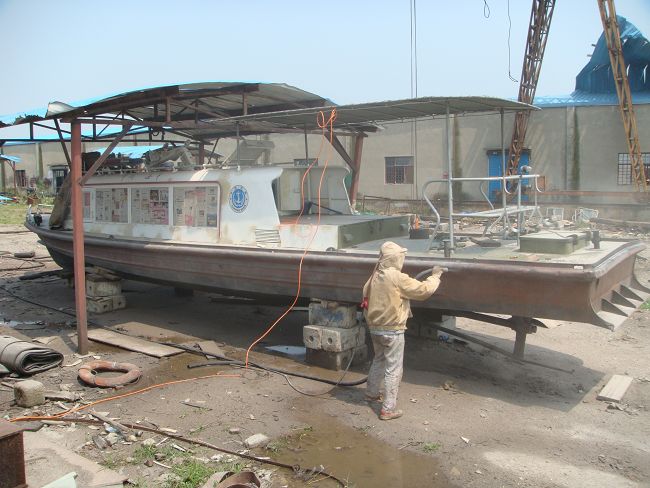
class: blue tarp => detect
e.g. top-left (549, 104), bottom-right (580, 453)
top-left (576, 16), bottom-right (650, 93)
top-left (534, 90), bottom-right (650, 107)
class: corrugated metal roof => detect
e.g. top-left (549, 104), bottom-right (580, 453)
top-left (0, 82), bottom-right (534, 141)
top-left (0, 154), bottom-right (21, 163)
top-left (0, 82), bottom-right (332, 128)
top-left (185, 96), bottom-right (536, 137)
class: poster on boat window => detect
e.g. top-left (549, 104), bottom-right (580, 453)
top-left (131, 187), bottom-right (169, 225)
top-left (95, 188), bottom-right (128, 223)
top-left (83, 190), bottom-right (93, 221)
top-left (173, 186), bottom-right (219, 228)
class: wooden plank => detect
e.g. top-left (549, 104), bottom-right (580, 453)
top-left (196, 340), bottom-right (226, 359)
top-left (88, 329), bottom-right (182, 358)
top-left (597, 374), bottom-right (633, 402)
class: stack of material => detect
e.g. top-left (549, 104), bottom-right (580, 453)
top-left (0, 336), bottom-right (63, 375)
top-left (86, 274), bottom-right (126, 314)
top-left (303, 300), bottom-right (368, 370)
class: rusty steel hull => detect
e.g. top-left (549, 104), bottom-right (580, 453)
top-left (29, 223), bottom-right (649, 330)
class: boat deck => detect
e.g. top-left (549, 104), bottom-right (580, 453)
top-left (347, 232), bottom-right (631, 267)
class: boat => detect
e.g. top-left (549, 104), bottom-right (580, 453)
top-left (6, 83), bottom-right (647, 356)
top-left (27, 144), bottom-right (648, 332)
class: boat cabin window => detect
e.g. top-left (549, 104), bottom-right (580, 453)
top-left (95, 188), bottom-right (128, 223)
top-left (173, 186), bottom-right (220, 228)
top-left (131, 188), bottom-right (169, 225)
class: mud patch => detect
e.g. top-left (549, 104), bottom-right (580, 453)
top-left (271, 419), bottom-right (451, 487)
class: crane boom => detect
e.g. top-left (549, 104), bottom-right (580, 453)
top-left (597, 0), bottom-right (647, 190)
top-left (506, 0), bottom-right (556, 177)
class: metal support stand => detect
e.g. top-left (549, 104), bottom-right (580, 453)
top-left (508, 316), bottom-right (537, 359)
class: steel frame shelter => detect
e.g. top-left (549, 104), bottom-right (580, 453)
top-left (0, 82), bottom-right (533, 353)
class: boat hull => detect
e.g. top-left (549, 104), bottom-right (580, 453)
top-left (28, 223), bottom-right (649, 330)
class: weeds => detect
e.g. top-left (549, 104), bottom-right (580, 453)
top-left (132, 444), bottom-right (157, 463)
top-left (641, 300), bottom-right (650, 310)
top-left (266, 437), bottom-right (289, 453)
top-left (101, 453), bottom-right (122, 469)
top-left (421, 442), bottom-right (441, 453)
top-left (167, 458), bottom-right (217, 488)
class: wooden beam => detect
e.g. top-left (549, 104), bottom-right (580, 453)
top-left (597, 375), bottom-right (633, 403)
top-left (327, 132), bottom-right (355, 169)
top-left (54, 119), bottom-right (71, 166)
top-left (78, 124), bottom-right (133, 186)
top-left (349, 134), bottom-right (365, 206)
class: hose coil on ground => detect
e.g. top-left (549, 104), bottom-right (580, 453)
top-left (78, 360), bottom-right (142, 388)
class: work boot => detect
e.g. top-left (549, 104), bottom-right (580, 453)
top-left (379, 409), bottom-right (403, 420)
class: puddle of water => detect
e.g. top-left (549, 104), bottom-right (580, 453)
top-left (273, 421), bottom-right (450, 487)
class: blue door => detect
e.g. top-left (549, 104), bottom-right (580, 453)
top-left (487, 150), bottom-right (530, 203)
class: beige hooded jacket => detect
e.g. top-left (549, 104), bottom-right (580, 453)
top-left (362, 241), bottom-right (442, 332)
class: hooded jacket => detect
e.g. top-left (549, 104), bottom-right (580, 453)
top-left (362, 241), bottom-right (442, 332)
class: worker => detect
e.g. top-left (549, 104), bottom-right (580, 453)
top-left (362, 241), bottom-right (445, 420)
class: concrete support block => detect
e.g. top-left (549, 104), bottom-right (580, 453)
top-left (86, 294), bottom-right (126, 314)
top-left (303, 325), bottom-right (323, 350)
top-left (305, 344), bottom-right (369, 370)
top-left (309, 300), bottom-right (357, 329)
top-left (418, 315), bottom-right (457, 341)
top-left (14, 380), bottom-right (45, 407)
top-left (321, 325), bottom-right (365, 352)
top-left (86, 274), bottom-right (122, 297)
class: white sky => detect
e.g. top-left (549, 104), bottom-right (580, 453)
top-left (0, 0), bottom-right (648, 115)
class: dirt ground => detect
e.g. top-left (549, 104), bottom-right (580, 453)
top-left (1, 224), bottom-right (649, 488)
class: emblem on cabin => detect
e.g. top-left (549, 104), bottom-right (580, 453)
top-left (229, 185), bottom-right (249, 213)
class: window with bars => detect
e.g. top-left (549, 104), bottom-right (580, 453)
top-left (385, 156), bottom-right (414, 184)
top-left (617, 153), bottom-right (650, 185)
top-left (15, 170), bottom-right (27, 187)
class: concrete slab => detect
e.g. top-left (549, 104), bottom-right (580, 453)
top-left (24, 432), bottom-right (126, 487)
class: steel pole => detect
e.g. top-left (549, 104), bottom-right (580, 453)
top-left (71, 121), bottom-right (88, 354)
top-left (446, 104), bottom-right (454, 248)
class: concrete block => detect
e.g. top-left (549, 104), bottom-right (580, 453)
top-left (87, 294), bottom-right (126, 314)
top-left (418, 315), bottom-right (457, 341)
top-left (86, 274), bottom-right (122, 297)
top-left (14, 380), bottom-right (45, 407)
top-left (111, 294), bottom-right (126, 310)
top-left (306, 344), bottom-right (368, 370)
top-left (309, 300), bottom-right (357, 328)
top-left (321, 325), bottom-right (365, 352)
top-left (86, 297), bottom-right (113, 314)
top-left (303, 325), bottom-right (323, 350)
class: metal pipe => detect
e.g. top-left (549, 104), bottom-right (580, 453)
top-left (445, 104), bottom-right (454, 248)
top-left (70, 121), bottom-right (88, 355)
top-left (500, 108), bottom-right (509, 237)
top-left (479, 181), bottom-right (495, 210)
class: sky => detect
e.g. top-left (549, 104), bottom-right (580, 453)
top-left (0, 0), bottom-right (648, 118)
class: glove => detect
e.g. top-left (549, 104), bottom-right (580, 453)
top-left (431, 266), bottom-right (448, 277)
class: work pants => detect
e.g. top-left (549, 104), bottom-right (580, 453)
top-left (367, 332), bottom-right (405, 412)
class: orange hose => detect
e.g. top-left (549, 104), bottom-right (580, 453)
top-left (10, 371), bottom-right (239, 423)
top-left (245, 109), bottom-right (337, 366)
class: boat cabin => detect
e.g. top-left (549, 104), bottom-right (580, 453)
top-left (77, 165), bottom-right (409, 251)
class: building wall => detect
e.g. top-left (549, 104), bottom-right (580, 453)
top-left (2, 104), bottom-right (649, 197)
